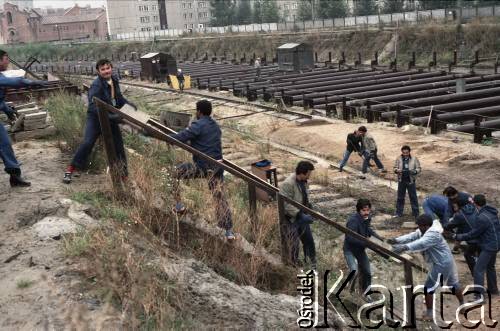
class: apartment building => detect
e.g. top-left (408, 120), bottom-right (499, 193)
top-left (106, 0), bottom-right (161, 35)
top-left (163, 0), bottom-right (211, 30)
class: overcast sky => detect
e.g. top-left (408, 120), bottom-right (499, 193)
top-left (33, 0), bottom-right (106, 8)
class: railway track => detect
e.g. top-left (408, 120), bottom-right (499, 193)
top-left (117, 79), bottom-right (313, 121)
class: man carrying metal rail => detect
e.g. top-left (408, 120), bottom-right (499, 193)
top-left (0, 50), bottom-right (47, 187)
top-left (344, 198), bottom-right (385, 301)
top-left (422, 194), bottom-right (452, 227)
top-left (170, 99), bottom-right (235, 240)
top-left (338, 128), bottom-right (363, 172)
top-left (63, 59), bottom-right (136, 184)
top-left (444, 194), bottom-right (500, 301)
top-left (393, 145), bottom-right (421, 219)
top-left (389, 214), bottom-right (464, 321)
top-left (358, 126), bottom-right (387, 175)
top-left (281, 161), bottom-right (317, 270)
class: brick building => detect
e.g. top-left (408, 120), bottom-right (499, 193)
top-left (0, 3), bottom-right (107, 44)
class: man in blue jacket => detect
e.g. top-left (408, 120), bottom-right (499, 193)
top-left (0, 49), bottom-right (47, 187)
top-left (63, 59), bottom-right (136, 184)
top-left (171, 99), bottom-right (234, 240)
top-left (444, 194), bottom-right (500, 299)
top-left (344, 198), bottom-right (384, 300)
top-left (444, 195), bottom-right (480, 275)
top-left (422, 194), bottom-right (452, 226)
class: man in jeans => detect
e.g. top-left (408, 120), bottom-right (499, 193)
top-left (63, 59), bottom-right (136, 184)
top-left (358, 126), bottom-right (386, 175)
top-left (171, 100), bottom-right (235, 240)
top-left (394, 145), bottom-right (421, 218)
top-left (389, 214), bottom-right (464, 320)
top-left (344, 198), bottom-right (384, 301)
top-left (444, 194), bottom-right (500, 300)
top-left (338, 128), bottom-right (363, 172)
top-left (444, 194), bottom-right (480, 275)
top-left (0, 49), bottom-right (47, 187)
top-left (281, 161), bottom-right (317, 269)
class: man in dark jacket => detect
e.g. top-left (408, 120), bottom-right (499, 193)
top-left (0, 49), bottom-right (47, 187)
top-left (338, 128), bottom-right (363, 172)
top-left (63, 59), bottom-right (136, 184)
top-left (344, 198), bottom-right (384, 299)
top-left (443, 186), bottom-right (471, 217)
top-left (444, 194), bottom-right (500, 299)
top-left (444, 195), bottom-right (480, 275)
top-left (423, 194), bottom-right (452, 226)
top-left (171, 99), bottom-right (234, 240)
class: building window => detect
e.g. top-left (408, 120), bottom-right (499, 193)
top-left (189, 13), bottom-right (193, 18)
top-left (292, 2), bottom-right (298, 9)
top-left (184, 24), bottom-right (188, 29)
top-left (198, 23), bottom-right (204, 28)
top-left (183, 13), bottom-right (187, 19)
top-left (6, 12), bottom-right (13, 25)
top-left (199, 1), bottom-right (205, 8)
top-left (154, 26), bottom-right (159, 30)
top-left (140, 16), bottom-right (150, 23)
top-left (153, 15), bottom-right (159, 22)
top-left (182, 3), bottom-right (186, 9)
top-left (188, 2), bottom-right (192, 9)
top-left (152, 5), bottom-right (157, 11)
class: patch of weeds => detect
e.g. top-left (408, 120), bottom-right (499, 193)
top-left (482, 137), bottom-right (494, 146)
top-left (63, 231), bottom-right (91, 257)
top-left (215, 264), bottom-right (238, 282)
top-left (16, 279), bottom-right (34, 289)
top-left (46, 92), bottom-right (105, 170)
top-left (70, 191), bottom-right (130, 224)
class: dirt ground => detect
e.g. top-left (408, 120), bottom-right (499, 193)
top-left (0, 140), bottom-right (125, 330)
top-left (3, 85), bottom-right (500, 329)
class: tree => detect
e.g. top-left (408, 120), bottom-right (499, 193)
top-left (210, 0), bottom-right (236, 26)
top-left (297, 0), bottom-right (312, 21)
top-left (353, 0), bottom-right (377, 16)
top-left (261, 0), bottom-right (280, 23)
top-left (317, 0), bottom-right (348, 19)
top-left (253, 0), bottom-right (280, 23)
top-left (419, 0), bottom-right (457, 10)
top-left (235, 0), bottom-right (252, 24)
top-left (380, 0), bottom-right (405, 13)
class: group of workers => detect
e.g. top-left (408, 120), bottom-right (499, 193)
top-left (3, 55), bottom-right (499, 321)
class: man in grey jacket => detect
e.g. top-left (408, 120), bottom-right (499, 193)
top-left (358, 126), bottom-right (386, 175)
top-left (389, 214), bottom-right (464, 321)
top-left (280, 160), bottom-right (316, 269)
top-left (394, 145), bottom-right (421, 218)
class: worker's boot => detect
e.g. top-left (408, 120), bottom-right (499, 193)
top-left (7, 168), bottom-right (31, 187)
top-left (63, 165), bottom-right (75, 184)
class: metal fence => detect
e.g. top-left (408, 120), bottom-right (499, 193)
top-left (104, 5), bottom-right (500, 42)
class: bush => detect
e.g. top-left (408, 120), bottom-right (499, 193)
top-left (45, 92), bottom-right (105, 170)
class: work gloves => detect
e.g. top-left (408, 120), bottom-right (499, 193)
top-left (442, 231), bottom-right (457, 240)
top-left (392, 244), bottom-right (409, 254)
top-left (386, 238), bottom-right (398, 245)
